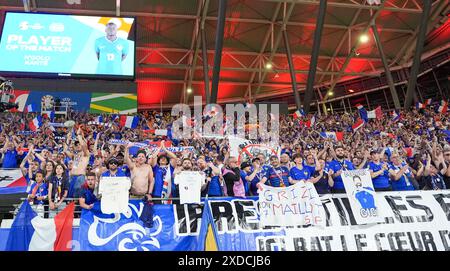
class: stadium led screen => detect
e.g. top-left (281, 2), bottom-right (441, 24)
top-left (0, 12), bottom-right (135, 79)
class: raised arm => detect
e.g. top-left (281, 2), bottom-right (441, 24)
top-left (77, 128), bottom-right (89, 157)
top-left (124, 143), bottom-right (135, 170)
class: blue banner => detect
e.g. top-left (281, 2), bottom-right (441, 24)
top-left (26, 91), bottom-right (92, 112)
top-left (78, 200), bottom-right (208, 251)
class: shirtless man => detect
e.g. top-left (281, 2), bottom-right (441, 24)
top-left (125, 144), bottom-right (154, 197)
top-left (67, 127), bottom-right (90, 199)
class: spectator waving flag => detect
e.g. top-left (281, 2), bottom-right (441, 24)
top-left (416, 102), bottom-right (426, 109)
top-left (352, 118), bottom-right (365, 131)
top-left (424, 98), bottom-right (432, 106)
top-left (6, 201), bottom-right (75, 251)
top-left (356, 104), bottom-right (368, 123)
top-left (24, 104), bottom-right (35, 113)
top-left (437, 100), bottom-right (448, 114)
top-left (120, 115), bottom-right (139, 129)
top-left (305, 115), bottom-right (316, 128)
top-left (293, 109), bottom-right (305, 120)
top-left (319, 131), bottom-right (344, 141)
top-left (29, 116), bottom-right (42, 132)
top-left (367, 106), bottom-right (383, 119)
top-left (391, 110), bottom-right (400, 122)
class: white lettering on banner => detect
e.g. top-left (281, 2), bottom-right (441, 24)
top-left (259, 182), bottom-right (325, 227)
top-left (206, 191), bottom-right (450, 251)
top-left (342, 169), bottom-right (384, 224)
top-left (6, 35), bottom-right (72, 53)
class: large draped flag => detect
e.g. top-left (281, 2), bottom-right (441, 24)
top-left (319, 131), bottom-right (344, 141)
top-left (6, 201), bottom-right (75, 251)
top-left (356, 104), bottom-right (368, 122)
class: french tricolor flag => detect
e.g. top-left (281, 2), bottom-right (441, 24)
top-left (305, 115), bottom-right (316, 128)
top-left (120, 115), bottom-right (139, 129)
top-left (367, 106), bottom-right (383, 119)
top-left (356, 104), bottom-right (368, 123)
top-left (437, 100), bottom-right (448, 114)
top-left (391, 110), bottom-right (400, 122)
top-left (320, 131), bottom-right (344, 141)
top-left (424, 98), bottom-right (432, 106)
top-left (293, 109), bottom-right (304, 120)
top-left (29, 116), bottom-right (42, 132)
top-left (24, 104), bottom-right (35, 113)
top-left (416, 102), bottom-right (426, 109)
top-left (352, 118), bottom-right (365, 131)
top-left (5, 201), bottom-right (74, 251)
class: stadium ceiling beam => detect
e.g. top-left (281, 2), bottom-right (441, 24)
top-left (321, 0), bottom-right (387, 104)
top-left (404, 0), bottom-right (432, 109)
top-left (251, 2), bottom-right (296, 103)
top-left (283, 29), bottom-right (302, 110)
top-left (317, 8), bottom-right (363, 85)
top-left (258, 0), bottom-right (422, 13)
top-left (139, 63), bottom-right (377, 77)
top-left (136, 47), bottom-right (386, 61)
top-left (0, 6), bottom-right (415, 35)
top-left (22, 0), bottom-right (30, 12)
top-left (242, 2), bottom-right (282, 102)
top-left (303, 0), bottom-right (327, 114)
top-left (389, 0), bottom-right (449, 66)
top-left (116, 0), bottom-right (120, 17)
top-left (209, 0), bottom-right (227, 104)
top-left (138, 79), bottom-right (306, 87)
top-left (371, 23), bottom-right (401, 109)
top-left (394, 0), bottom-right (449, 66)
top-left (185, 0), bottom-right (210, 104)
top-left (181, 0), bottom-right (203, 104)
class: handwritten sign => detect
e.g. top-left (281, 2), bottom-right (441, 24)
top-left (258, 182), bottom-right (325, 227)
top-left (98, 177), bottom-right (131, 214)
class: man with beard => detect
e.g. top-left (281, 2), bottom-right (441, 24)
top-left (125, 145), bottom-right (154, 197)
top-left (259, 155), bottom-right (292, 188)
top-left (328, 146), bottom-right (355, 193)
top-left (174, 158), bottom-right (205, 204)
top-left (196, 156), bottom-right (221, 197)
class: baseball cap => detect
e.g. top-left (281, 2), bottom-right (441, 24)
top-left (240, 161), bottom-right (252, 170)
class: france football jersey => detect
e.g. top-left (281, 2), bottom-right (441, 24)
top-left (95, 36), bottom-right (129, 75)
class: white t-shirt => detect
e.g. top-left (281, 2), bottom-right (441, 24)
top-left (174, 171), bottom-right (205, 204)
top-left (99, 177), bottom-right (131, 214)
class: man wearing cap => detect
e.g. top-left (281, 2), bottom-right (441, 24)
top-left (368, 149), bottom-right (392, 191)
top-left (102, 157), bottom-right (127, 177)
top-left (95, 19), bottom-right (129, 75)
top-left (125, 144), bottom-right (154, 197)
top-left (241, 158), bottom-right (264, 196)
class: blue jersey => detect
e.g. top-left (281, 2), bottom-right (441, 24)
top-left (152, 165), bottom-right (176, 197)
top-left (328, 159), bottom-right (355, 189)
top-left (368, 161), bottom-right (391, 189)
top-left (2, 150), bottom-right (18, 168)
top-left (28, 182), bottom-right (48, 205)
top-left (101, 167), bottom-right (128, 177)
top-left (246, 167), bottom-right (265, 195)
top-left (303, 163), bottom-right (316, 176)
top-left (81, 187), bottom-right (98, 205)
top-left (389, 163), bottom-right (415, 191)
top-left (290, 166), bottom-right (311, 181)
top-left (95, 36), bottom-right (129, 75)
top-left (354, 187), bottom-right (376, 210)
top-left (265, 166), bottom-right (290, 187)
top-left (240, 171), bottom-right (250, 195)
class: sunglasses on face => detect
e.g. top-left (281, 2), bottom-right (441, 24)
top-left (109, 162), bottom-right (118, 165)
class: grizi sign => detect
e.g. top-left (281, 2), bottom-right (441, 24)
top-left (200, 191), bottom-right (450, 251)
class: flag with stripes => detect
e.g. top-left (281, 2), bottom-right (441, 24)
top-left (319, 131), bottom-right (344, 141)
top-left (437, 100), bottom-right (448, 114)
top-left (305, 115), bottom-right (316, 128)
top-left (416, 102), bottom-right (426, 109)
top-left (24, 104), bottom-right (35, 113)
top-left (29, 116), bottom-right (42, 132)
top-left (391, 110), bottom-right (400, 122)
top-left (356, 104), bottom-right (368, 122)
top-left (367, 106), bottom-right (383, 119)
top-left (352, 118), bottom-right (364, 131)
top-left (120, 115), bottom-right (139, 129)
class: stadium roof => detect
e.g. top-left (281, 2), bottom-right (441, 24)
top-left (0, 0), bottom-right (449, 109)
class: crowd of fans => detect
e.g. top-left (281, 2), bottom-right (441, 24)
top-left (0, 102), bottom-right (449, 217)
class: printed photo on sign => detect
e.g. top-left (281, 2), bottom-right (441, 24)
top-left (342, 169), bottom-right (383, 224)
